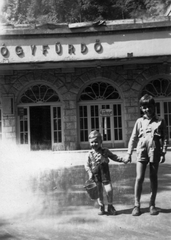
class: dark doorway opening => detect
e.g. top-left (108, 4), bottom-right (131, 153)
top-left (30, 106), bottom-right (51, 150)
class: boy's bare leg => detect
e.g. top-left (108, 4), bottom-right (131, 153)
top-left (96, 182), bottom-right (105, 215)
top-left (149, 162), bottom-right (159, 205)
top-left (132, 161), bottom-right (147, 216)
top-left (103, 182), bottom-right (113, 204)
top-left (96, 182), bottom-right (104, 205)
top-left (149, 162), bottom-right (159, 215)
top-left (104, 182), bottom-right (116, 215)
top-left (134, 161), bottom-right (147, 206)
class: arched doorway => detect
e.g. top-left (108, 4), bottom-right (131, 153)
top-left (78, 81), bottom-right (124, 149)
top-left (141, 77), bottom-right (171, 142)
top-left (17, 84), bottom-right (63, 150)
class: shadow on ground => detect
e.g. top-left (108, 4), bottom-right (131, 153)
top-left (27, 161), bottom-right (171, 216)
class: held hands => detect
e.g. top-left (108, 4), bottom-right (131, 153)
top-left (122, 153), bottom-right (166, 164)
top-left (122, 153), bottom-right (132, 164)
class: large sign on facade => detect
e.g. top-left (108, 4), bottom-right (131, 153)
top-left (0, 29), bottom-right (171, 63)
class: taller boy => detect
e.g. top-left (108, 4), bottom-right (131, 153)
top-left (125, 94), bottom-right (168, 216)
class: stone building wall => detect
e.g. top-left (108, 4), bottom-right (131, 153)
top-left (0, 62), bottom-right (170, 149)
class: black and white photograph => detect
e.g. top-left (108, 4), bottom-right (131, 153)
top-left (0, 1), bottom-right (171, 239)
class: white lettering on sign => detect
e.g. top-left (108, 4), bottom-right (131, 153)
top-left (99, 109), bottom-right (113, 116)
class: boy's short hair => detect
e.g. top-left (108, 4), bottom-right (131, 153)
top-left (139, 94), bottom-right (155, 107)
top-left (89, 130), bottom-right (102, 141)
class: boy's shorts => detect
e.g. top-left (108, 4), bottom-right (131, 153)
top-left (136, 135), bottom-right (161, 163)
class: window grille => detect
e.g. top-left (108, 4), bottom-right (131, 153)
top-left (53, 107), bottom-right (62, 143)
top-left (19, 84), bottom-right (60, 104)
top-left (79, 82), bottom-right (121, 101)
top-left (20, 108), bottom-right (28, 144)
top-left (142, 78), bottom-right (171, 97)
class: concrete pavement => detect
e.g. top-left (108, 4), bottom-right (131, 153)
top-left (0, 149), bottom-right (171, 240)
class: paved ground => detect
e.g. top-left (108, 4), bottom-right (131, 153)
top-left (0, 148), bottom-right (171, 240)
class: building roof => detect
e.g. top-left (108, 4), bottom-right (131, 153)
top-left (0, 16), bottom-right (171, 36)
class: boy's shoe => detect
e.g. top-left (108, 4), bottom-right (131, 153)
top-left (149, 206), bottom-right (158, 215)
top-left (132, 206), bottom-right (141, 216)
top-left (107, 205), bottom-right (117, 215)
top-left (98, 205), bottom-right (105, 215)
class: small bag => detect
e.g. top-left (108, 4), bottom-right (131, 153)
top-left (84, 179), bottom-right (98, 200)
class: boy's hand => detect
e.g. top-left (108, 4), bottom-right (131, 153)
top-left (122, 158), bottom-right (128, 164)
top-left (123, 154), bottom-right (132, 164)
top-left (160, 154), bottom-right (165, 163)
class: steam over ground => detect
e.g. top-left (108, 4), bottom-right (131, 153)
top-left (0, 142), bottom-right (87, 219)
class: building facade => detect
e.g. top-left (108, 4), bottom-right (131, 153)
top-left (0, 17), bottom-right (171, 151)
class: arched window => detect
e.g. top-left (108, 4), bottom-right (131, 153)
top-left (78, 81), bottom-right (124, 148)
top-left (19, 84), bottom-right (60, 104)
top-left (79, 82), bottom-right (121, 101)
top-left (141, 78), bottom-right (171, 97)
top-left (141, 78), bottom-right (171, 141)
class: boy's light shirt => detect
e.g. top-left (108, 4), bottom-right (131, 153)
top-left (85, 147), bottom-right (122, 174)
top-left (127, 115), bottom-right (168, 155)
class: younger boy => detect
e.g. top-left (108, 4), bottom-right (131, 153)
top-left (85, 130), bottom-right (127, 215)
top-left (125, 94), bottom-right (168, 216)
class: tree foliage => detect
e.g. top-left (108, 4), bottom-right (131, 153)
top-left (0, 0), bottom-right (171, 25)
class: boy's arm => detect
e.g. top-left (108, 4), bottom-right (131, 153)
top-left (161, 119), bottom-right (168, 155)
top-left (124, 119), bottom-right (139, 162)
top-left (84, 154), bottom-right (93, 179)
top-left (127, 119), bottom-right (139, 155)
top-left (160, 119), bottom-right (168, 163)
top-left (106, 149), bottom-right (123, 163)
